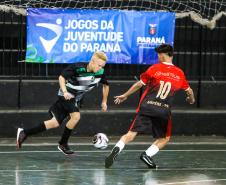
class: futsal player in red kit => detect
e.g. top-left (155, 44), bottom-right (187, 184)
top-left (105, 44), bottom-right (195, 169)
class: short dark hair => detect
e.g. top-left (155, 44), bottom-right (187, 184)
top-left (155, 44), bottom-right (174, 57)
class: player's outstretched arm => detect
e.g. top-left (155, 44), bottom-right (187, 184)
top-left (185, 87), bottom-right (195, 104)
top-left (114, 81), bottom-right (143, 104)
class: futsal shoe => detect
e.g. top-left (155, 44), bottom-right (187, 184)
top-left (16, 128), bottom-right (27, 149)
top-left (58, 144), bottom-right (75, 155)
top-left (140, 152), bottom-right (157, 169)
top-left (105, 146), bottom-right (120, 168)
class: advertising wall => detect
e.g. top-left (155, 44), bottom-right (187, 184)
top-left (26, 9), bottom-right (175, 64)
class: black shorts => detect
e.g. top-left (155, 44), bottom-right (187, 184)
top-left (49, 96), bottom-right (79, 124)
top-left (129, 113), bottom-right (172, 138)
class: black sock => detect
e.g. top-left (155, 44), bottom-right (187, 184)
top-left (59, 126), bottom-right (72, 145)
top-left (24, 122), bottom-right (46, 136)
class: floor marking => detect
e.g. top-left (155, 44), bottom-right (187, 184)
top-left (0, 168), bottom-right (226, 172)
top-left (2, 109), bottom-right (226, 114)
top-left (0, 149), bottom-right (226, 154)
top-left (1, 142), bottom-right (226, 146)
top-left (158, 179), bottom-right (226, 185)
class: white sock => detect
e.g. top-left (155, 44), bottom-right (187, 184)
top-left (145, 144), bottom-right (159, 158)
top-left (115, 140), bottom-right (125, 152)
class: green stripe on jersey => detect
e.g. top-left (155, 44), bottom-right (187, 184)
top-left (94, 69), bottom-right (104, 76)
top-left (78, 68), bottom-right (104, 77)
top-left (76, 68), bottom-right (86, 73)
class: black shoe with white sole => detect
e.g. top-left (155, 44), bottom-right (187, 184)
top-left (105, 146), bottom-right (120, 168)
top-left (140, 152), bottom-right (157, 169)
top-left (16, 128), bottom-right (27, 149)
top-left (58, 144), bottom-right (75, 155)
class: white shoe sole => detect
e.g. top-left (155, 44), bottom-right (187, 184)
top-left (16, 128), bottom-right (23, 148)
top-left (57, 145), bottom-right (75, 156)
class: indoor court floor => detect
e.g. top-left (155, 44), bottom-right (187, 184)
top-left (0, 136), bottom-right (226, 185)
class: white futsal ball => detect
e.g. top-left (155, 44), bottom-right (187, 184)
top-left (92, 133), bottom-right (109, 149)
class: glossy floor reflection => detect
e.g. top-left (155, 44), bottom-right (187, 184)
top-left (0, 136), bottom-right (226, 185)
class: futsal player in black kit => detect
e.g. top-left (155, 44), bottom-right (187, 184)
top-left (16, 51), bottom-right (109, 155)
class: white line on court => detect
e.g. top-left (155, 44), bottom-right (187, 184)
top-left (0, 149), bottom-right (226, 154)
top-left (1, 142), bottom-right (226, 146)
top-left (2, 109), bottom-right (226, 114)
top-left (0, 168), bottom-right (226, 173)
top-left (1, 168), bottom-right (226, 172)
top-left (158, 179), bottom-right (226, 185)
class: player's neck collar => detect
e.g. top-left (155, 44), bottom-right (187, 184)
top-left (162, 62), bottom-right (174, 66)
top-left (86, 63), bottom-right (91, 72)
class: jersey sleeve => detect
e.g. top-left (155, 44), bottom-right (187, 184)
top-left (100, 71), bottom-right (109, 85)
top-left (181, 72), bottom-right (190, 91)
top-left (140, 66), bottom-right (154, 85)
top-left (61, 64), bottom-right (76, 79)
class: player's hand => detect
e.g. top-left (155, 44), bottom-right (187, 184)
top-left (101, 102), bottom-right (108, 112)
top-left (114, 95), bottom-right (127, 104)
top-left (186, 96), bottom-right (195, 104)
top-left (64, 92), bottom-right (74, 100)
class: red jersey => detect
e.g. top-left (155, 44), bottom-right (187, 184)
top-left (137, 62), bottom-right (190, 118)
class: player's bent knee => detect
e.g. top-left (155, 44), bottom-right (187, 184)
top-left (51, 122), bottom-right (60, 128)
top-left (44, 120), bottom-right (59, 129)
top-left (162, 136), bottom-right (170, 144)
top-left (126, 132), bottom-right (136, 142)
top-left (70, 116), bottom-right (80, 124)
top-left (165, 136), bottom-right (170, 142)
top-left (70, 113), bottom-right (80, 122)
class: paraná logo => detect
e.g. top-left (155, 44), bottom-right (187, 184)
top-left (149, 24), bottom-right (157, 35)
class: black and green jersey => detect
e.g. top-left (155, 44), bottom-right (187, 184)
top-left (58, 62), bottom-right (108, 101)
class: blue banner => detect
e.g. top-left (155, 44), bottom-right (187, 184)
top-left (26, 9), bottom-right (175, 64)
